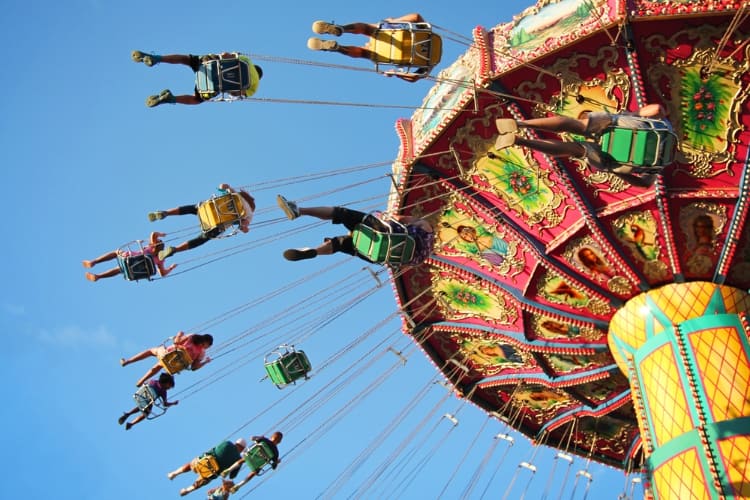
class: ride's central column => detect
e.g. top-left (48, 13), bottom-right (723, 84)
top-left (607, 282), bottom-right (750, 500)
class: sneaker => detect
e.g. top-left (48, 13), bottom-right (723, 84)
top-left (283, 248), bottom-right (317, 261)
top-left (307, 37), bottom-right (339, 52)
top-left (276, 195), bottom-right (300, 220)
top-left (131, 50), bottom-right (160, 67)
top-left (85, 272), bottom-right (98, 282)
top-left (495, 118), bottom-right (518, 134)
top-left (125, 422), bottom-right (133, 430)
top-left (494, 133), bottom-right (516, 151)
top-left (82, 260), bottom-right (93, 268)
top-left (312, 20), bottom-right (343, 36)
top-left (148, 211), bottom-right (166, 222)
top-left (146, 89), bottom-right (175, 107)
top-left (118, 414), bottom-right (127, 425)
top-left (158, 246), bottom-right (175, 260)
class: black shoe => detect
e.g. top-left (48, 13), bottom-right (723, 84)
top-left (118, 413), bottom-right (127, 425)
top-left (283, 248), bottom-right (317, 261)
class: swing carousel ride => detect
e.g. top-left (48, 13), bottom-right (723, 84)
top-left (382, 0), bottom-right (750, 498)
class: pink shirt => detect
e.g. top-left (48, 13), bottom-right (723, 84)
top-left (178, 335), bottom-right (206, 363)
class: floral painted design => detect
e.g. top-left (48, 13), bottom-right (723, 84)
top-left (680, 70), bottom-right (732, 153)
top-left (475, 146), bottom-right (560, 225)
top-left (433, 277), bottom-right (516, 324)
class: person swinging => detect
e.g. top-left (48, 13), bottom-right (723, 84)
top-left (492, 104), bottom-right (676, 187)
top-left (276, 195), bottom-right (434, 266)
top-left (306, 13), bottom-right (442, 82)
top-left (131, 51), bottom-right (263, 107)
top-left (147, 183), bottom-right (255, 261)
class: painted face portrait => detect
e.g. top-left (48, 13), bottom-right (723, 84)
top-left (692, 215), bottom-right (714, 246)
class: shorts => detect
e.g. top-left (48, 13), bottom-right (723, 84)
top-left (188, 55), bottom-right (202, 72)
top-left (584, 112), bottom-right (616, 138)
top-left (580, 142), bottom-right (618, 172)
top-left (585, 111), bottom-right (659, 138)
top-left (331, 207), bottom-right (384, 232)
top-left (186, 55), bottom-right (209, 101)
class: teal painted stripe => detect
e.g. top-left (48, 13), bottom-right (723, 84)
top-left (609, 331), bottom-right (637, 366)
top-left (706, 287), bottom-right (729, 314)
top-left (648, 428), bottom-right (701, 467)
top-left (706, 416), bottom-right (750, 439)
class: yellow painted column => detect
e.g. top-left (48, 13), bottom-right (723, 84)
top-left (608, 282), bottom-right (750, 499)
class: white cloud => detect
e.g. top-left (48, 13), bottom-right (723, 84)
top-left (38, 325), bottom-right (117, 349)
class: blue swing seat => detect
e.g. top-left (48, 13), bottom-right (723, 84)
top-left (196, 56), bottom-right (250, 100)
top-left (117, 253), bottom-right (156, 281)
top-left (133, 384), bottom-right (167, 419)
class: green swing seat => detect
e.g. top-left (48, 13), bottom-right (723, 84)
top-left (243, 441), bottom-right (276, 475)
top-left (264, 345), bottom-right (312, 389)
top-left (599, 119), bottom-right (677, 169)
top-left (351, 223), bottom-right (416, 265)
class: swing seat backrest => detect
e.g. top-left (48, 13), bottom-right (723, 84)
top-left (197, 193), bottom-right (247, 234)
top-left (134, 384), bottom-right (158, 412)
top-left (264, 350), bottom-right (312, 388)
top-left (352, 223), bottom-right (416, 265)
top-left (372, 22), bottom-right (441, 71)
top-left (193, 454), bottom-right (221, 480)
top-left (133, 384), bottom-right (167, 419)
top-left (117, 254), bottom-right (156, 281)
top-left (196, 57), bottom-right (250, 100)
top-left (243, 442), bottom-right (275, 474)
top-left (159, 347), bottom-right (193, 375)
top-left (599, 120), bottom-right (677, 168)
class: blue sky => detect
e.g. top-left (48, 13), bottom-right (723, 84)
top-left (2, 1), bottom-right (640, 498)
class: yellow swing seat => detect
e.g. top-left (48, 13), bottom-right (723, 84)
top-left (197, 192), bottom-right (247, 235)
top-left (192, 454), bottom-right (221, 480)
top-left (158, 347), bottom-right (193, 375)
top-left (371, 22), bottom-right (442, 78)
